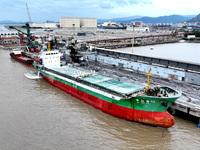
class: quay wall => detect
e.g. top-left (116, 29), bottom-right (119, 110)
top-left (0, 37), bottom-right (20, 46)
top-left (85, 53), bottom-right (200, 85)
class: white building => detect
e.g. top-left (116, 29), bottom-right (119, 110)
top-left (187, 35), bottom-right (196, 39)
top-left (131, 21), bottom-right (143, 27)
top-left (59, 17), bottom-right (97, 29)
top-left (80, 18), bottom-right (97, 28)
top-left (59, 17), bottom-right (80, 28)
top-left (102, 21), bottom-right (117, 27)
top-left (126, 26), bottom-right (149, 32)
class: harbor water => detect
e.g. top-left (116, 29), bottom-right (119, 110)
top-left (1, 46), bottom-right (200, 150)
top-left (0, 24), bottom-right (9, 31)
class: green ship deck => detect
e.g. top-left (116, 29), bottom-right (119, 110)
top-left (52, 66), bottom-right (143, 95)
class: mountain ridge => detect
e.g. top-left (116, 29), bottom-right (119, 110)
top-left (98, 15), bottom-right (196, 24)
top-left (187, 14), bottom-right (200, 22)
top-left (0, 20), bottom-right (26, 24)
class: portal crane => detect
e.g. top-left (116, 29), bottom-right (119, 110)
top-left (11, 23), bottom-right (32, 48)
top-left (26, 3), bottom-right (32, 24)
top-left (9, 4), bottom-right (40, 52)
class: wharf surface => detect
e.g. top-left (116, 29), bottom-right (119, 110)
top-left (95, 47), bottom-right (200, 72)
top-left (91, 47), bottom-right (200, 86)
top-left (80, 32), bottom-right (193, 48)
top-left (170, 99), bottom-right (200, 119)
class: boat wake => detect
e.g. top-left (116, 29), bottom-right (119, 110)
top-left (25, 71), bottom-right (43, 79)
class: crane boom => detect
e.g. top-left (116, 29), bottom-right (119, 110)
top-left (26, 3), bottom-right (32, 23)
top-left (11, 23), bottom-right (32, 48)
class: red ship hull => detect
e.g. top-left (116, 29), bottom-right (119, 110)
top-left (42, 73), bottom-right (175, 128)
top-left (10, 53), bottom-right (33, 67)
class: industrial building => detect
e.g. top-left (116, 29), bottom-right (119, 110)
top-left (102, 21), bottom-right (117, 27)
top-left (126, 26), bottom-right (149, 32)
top-left (131, 21), bottom-right (143, 27)
top-left (30, 23), bottom-right (59, 28)
top-left (127, 21), bottom-right (149, 32)
top-left (59, 17), bottom-right (97, 29)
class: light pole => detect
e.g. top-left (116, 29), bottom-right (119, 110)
top-left (72, 24), bottom-right (75, 35)
top-left (131, 39), bottom-right (134, 53)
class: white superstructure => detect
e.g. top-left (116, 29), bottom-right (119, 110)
top-left (38, 50), bottom-right (63, 68)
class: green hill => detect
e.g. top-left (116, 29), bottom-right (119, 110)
top-left (187, 14), bottom-right (200, 22)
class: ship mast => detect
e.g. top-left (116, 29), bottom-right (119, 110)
top-left (146, 68), bottom-right (151, 92)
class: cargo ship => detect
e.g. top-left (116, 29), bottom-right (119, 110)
top-left (10, 49), bottom-right (33, 67)
top-left (34, 50), bottom-right (181, 128)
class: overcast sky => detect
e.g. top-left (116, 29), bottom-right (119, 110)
top-left (0, 0), bottom-right (199, 22)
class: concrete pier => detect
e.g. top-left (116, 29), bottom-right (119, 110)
top-left (170, 99), bottom-right (200, 118)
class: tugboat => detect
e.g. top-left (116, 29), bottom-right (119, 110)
top-left (10, 48), bottom-right (33, 67)
top-left (33, 50), bottom-right (181, 128)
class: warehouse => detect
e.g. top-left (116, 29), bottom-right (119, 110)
top-left (59, 17), bottom-right (97, 29)
top-left (30, 23), bottom-right (59, 28)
